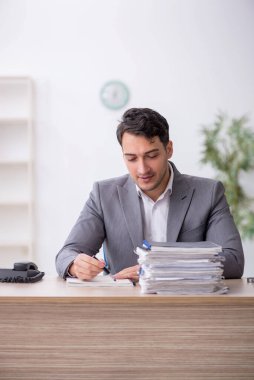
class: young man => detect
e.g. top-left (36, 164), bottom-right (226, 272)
top-left (55, 108), bottom-right (244, 281)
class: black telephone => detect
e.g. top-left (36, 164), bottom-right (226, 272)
top-left (0, 261), bottom-right (45, 283)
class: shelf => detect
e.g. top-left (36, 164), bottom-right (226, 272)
top-left (0, 123), bottom-right (30, 162)
top-left (0, 245), bottom-right (32, 267)
top-left (0, 241), bottom-right (30, 248)
top-left (0, 77), bottom-right (33, 262)
top-left (0, 77), bottom-right (32, 119)
top-left (0, 118), bottom-right (30, 126)
top-left (0, 201), bottom-right (30, 206)
top-left (0, 164), bottom-right (31, 203)
top-left (0, 160), bottom-right (29, 166)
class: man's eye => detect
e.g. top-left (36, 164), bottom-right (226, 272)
top-left (127, 157), bottom-right (137, 162)
top-left (147, 153), bottom-right (158, 159)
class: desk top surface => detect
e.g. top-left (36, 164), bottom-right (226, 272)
top-left (0, 276), bottom-right (254, 305)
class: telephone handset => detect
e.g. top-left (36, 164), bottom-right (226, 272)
top-left (13, 261), bottom-right (38, 271)
top-left (0, 261), bottom-right (45, 283)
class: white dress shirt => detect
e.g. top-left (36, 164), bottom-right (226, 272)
top-left (136, 163), bottom-right (174, 243)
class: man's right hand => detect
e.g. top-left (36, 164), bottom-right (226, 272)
top-left (69, 253), bottom-right (106, 280)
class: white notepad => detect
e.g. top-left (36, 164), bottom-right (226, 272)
top-left (66, 275), bottom-right (133, 287)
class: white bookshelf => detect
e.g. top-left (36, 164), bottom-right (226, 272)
top-left (0, 77), bottom-right (34, 266)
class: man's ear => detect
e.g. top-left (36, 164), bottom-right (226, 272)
top-left (166, 140), bottom-right (173, 159)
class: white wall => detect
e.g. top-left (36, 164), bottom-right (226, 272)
top-left (0, 0), bottom-right (253, 276)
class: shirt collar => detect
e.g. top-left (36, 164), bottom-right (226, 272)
top-left (136, 162), bottom-right (174, 200)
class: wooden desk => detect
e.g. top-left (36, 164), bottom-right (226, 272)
top-left (0, 277), bottom-right (254, 379)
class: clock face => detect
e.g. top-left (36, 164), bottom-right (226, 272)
top-left (100, 80), bottom-right (129, 110)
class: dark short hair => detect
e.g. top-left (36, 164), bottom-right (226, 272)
top-left (116, 108), bottom-right (170, 147)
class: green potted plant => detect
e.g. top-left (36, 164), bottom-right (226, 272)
top-left (200, 112), bottom-right (254, 239)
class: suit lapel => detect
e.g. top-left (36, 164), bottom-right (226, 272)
top-left (117, 177), bottom-right (143, 247)
top-left (167, 163), bottom-right (194, 241)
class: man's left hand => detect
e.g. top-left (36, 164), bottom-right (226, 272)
top-left (113, 265), bottom-right (140, 282)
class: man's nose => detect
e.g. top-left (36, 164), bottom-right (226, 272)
top-left (137, 159), bottom-right (149, 174)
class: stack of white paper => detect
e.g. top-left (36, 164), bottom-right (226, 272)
top-left (136, 241), bottom-right (228, 294)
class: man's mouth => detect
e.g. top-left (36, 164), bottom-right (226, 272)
top-left (138, 174), bottom-right (154, 183)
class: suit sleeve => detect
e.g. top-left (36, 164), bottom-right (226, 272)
top-left (55, 182), bottom-right (105, 278)
top-left (206, 181), bottom-right (244, 279)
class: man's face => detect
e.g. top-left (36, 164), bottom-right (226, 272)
top-left (122, 132), bottom-right (173, 201)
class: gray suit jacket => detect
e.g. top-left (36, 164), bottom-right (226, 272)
top-left (56, 162), bottom-right (244, 279)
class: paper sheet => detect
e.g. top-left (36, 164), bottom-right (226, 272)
top-left (66, 275), bottom-right (132, 287)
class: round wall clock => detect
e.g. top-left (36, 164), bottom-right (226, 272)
top-left (100, 80), bottom-right (129, 110)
